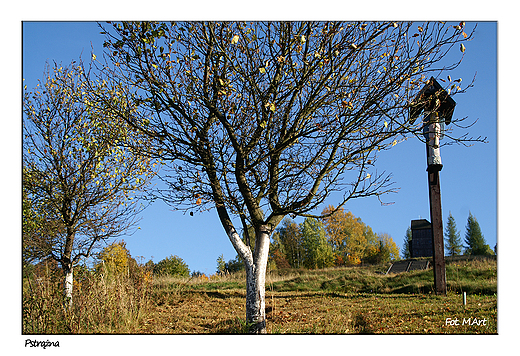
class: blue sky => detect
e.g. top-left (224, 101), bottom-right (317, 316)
top-left (22, 21), bottom-right (497, 275)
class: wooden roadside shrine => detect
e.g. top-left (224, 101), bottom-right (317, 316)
top-left (409, 77), bottom-right (456, 295)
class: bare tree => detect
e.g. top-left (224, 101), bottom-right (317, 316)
top-left (94, 21), bottom-right (482, 332)
top-left (23, 62), bottom-right (156, 305)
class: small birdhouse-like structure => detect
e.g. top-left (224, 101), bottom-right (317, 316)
top-left (409, 77), bottom-right (456, 171)
top-left (409, 77), bottom-right (456, 125)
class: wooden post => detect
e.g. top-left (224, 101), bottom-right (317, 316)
top-left (425, 112), bottom-right (447, 295)
top-left (409, 78), bottom-right (454, 296)
top-left (427, 165), bottom-right (447, 295)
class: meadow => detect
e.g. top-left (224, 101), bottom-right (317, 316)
top-left (23, 257), bottom-right (497, 334)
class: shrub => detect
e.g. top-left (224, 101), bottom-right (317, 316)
top-left (154, 255), bottom-right (190, 277)
top-left (95, 241), bottom-right (133, 277)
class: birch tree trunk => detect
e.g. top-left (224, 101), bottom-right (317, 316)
top-left (62, 231), bottom-right (74, 308)
top-left (225, 222), bottom-right (271, 333)
top-left (244, 225), bottom-right (271, 334)
top-left (63, 264), bottom-right (73, 308)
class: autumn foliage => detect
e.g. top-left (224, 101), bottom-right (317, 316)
top-left (270, 206), bottom-right (399, 269)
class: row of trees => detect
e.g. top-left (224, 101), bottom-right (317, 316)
top-left (272, 206), bottom-right (400, 268)
top-left (217, 205), bottom-right (400, 274)
top-left (401, 211), bottom-right (494, 258)
top-left (24, 21), bottom-right (482, 333)
top-left (24, 240), bottom-right (190, 279)
top-left (93, 241), bottom-right (191, 278)
top-left (26, 240), bottom-right (191, 281)
top-left (444, 211), bottom-right (494, 256)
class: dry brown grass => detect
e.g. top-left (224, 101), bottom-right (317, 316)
top-left (136, 287), bottom-right (496, 334)
top-left (23, 258), bottom-right (497, 334)
top-left (23, 265), bottom-right (153, 334)
top-left (140, 260), bottom-right (497, 334)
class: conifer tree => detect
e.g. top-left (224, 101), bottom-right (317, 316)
top-left (401, 227), bottom-right (412, 259)
top-left (464, 212), bottom-right (492, 255)
top-left (216, 254), bottom-right (227, 274)
top-left (444, 212), bottom-right (463, 256)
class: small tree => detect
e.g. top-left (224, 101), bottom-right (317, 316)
top-left (226, 255), bottom-right (246, 273)
top-left (95, 240), bottom-right (135, 277)
top-left (464, 212), bottom-right (493, 255)
top-left (216, 254), bottom-right (227, 274)
top-left (364, 233), bottom-right (400, 264)
top-left (300, 217), bottom-right (334, 269)
top-left (380, 233), bottom-right (400, 261)
top-left (191, 271), bottom-right (205, 278)
top-left (154, 255), bottom-right (190, 277)
top-left (444, 212), bottom-right (463, 256)
top-left (401, 226), bottom-right (412, 259)
top-left (144, 259), bottom-right (155, 271)
top-left (269, 248), bottom-right (291, 269)
top-left (23, 63), bottom-right (155, 306)
top-left (322, 205), bottom-right (368, 265)
top-left (276, 218), bottom-right (304, 268)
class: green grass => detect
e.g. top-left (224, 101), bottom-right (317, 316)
top-left (263, 258), bottom-right (496, 295)
top-left (23, 257), bottom-right (497, 334)
top-left (142, 257), bottom-right (496, 334)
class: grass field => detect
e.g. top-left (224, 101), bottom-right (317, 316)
top-left (23, 257), bottom-right (497, 334)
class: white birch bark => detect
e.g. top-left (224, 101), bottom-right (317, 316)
top-left (227, 225), bottom-right (271, 333)
top-left (64, 266), bottom-right (73, 308)
top-left (247, 226), bottom-right (271, 333)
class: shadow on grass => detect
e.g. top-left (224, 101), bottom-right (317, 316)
top-left (205, 317), bottom-right (252, 334)
top-left (353, 312), bottom-right (374, 334)
top-left (187, 289), bottom-right (246, 299)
